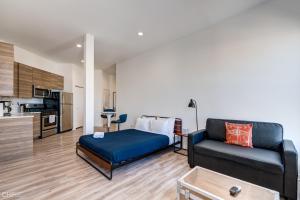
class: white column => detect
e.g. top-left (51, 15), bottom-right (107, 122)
top-left (83, 33), bottom-right (95, 135)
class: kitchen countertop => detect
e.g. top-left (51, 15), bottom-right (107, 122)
top-left (0, 113), bottom-right (35, 120)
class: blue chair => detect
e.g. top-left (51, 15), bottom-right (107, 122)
top-left (111, 114), bottom-right (127, 131)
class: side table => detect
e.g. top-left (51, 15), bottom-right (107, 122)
top-left (174, 132), bottom-right (188, 156)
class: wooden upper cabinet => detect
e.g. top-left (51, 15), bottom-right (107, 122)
top-left (14, 62), bottom-right (19, 97)
top-left (0, 41), bottom-right (64, 97)
top-left (55, 74), bottom-right (64, 90)
top-left (42, 70), bottom-right (51, 89)
top-left (45, 72), bottom-right (64, 90)
top-left (48, 73), bottom-right (57, 90)
top-left (32, 68), bottom-right (47, 88)
top-left (18, 63), bottom-right (33, 98)
top-left (0, 42), bottom-right (15, 96)
top-left (32, 68), bottom-right (64, 90)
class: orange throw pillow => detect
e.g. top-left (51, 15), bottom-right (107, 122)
top-left (225, 122), bottom-right (253, 148)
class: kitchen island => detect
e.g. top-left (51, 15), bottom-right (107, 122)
top-left (0, 114), bottom-right (33, 162)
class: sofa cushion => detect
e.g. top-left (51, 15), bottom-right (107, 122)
top-left (194, 140), bottom-right (284, 174)
top-left (206, 118), bottom-right (283, 151)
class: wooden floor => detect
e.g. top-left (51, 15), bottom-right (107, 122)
top-left (0, 129), bottom-right (190, 200)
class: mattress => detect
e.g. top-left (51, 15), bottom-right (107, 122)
top-left (79, 129), bottom-right (169, 164)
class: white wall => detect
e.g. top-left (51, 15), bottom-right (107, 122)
top-left (117, 0), bottom-right (300, 151)
top-left (72, 65), bottom-right (84, 129)
top-left (104, 72), bottom-right (116, 108)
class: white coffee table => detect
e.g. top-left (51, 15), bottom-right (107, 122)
top-left (177, 166), bottom-right (279, 200)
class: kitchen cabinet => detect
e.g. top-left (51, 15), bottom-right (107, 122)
top-left (18, 63), bottom-right (33, 98)
top-left (32, 68), bottom-right (64, 90)
top-left (55, 74), bottom-right (64, 90)
top-left (0, 116), bottom-right (33, 161)
top-left (48, 72), bottom-right (58, 90)
top-left (43, 70), bottom-right (53, 89)
top-left (46, 72), bottom-right (54, 89)
top-left (0, 42), bottom-right (15, 96)
top-left (32, 112), bottom-right (41, 139)
top-left (14, 62), bottom-right (19, 96)
top-left (47, 73), bottom-right (64, 90)
top-left (0, 41), bottom-right (64, 97)
top-left (32, 68), bottom-right (46, 88)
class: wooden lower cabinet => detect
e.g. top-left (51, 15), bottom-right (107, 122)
top-left (32, 113), bottom-right (41, 139)
top-left (0, 117), bottom-right (33, 161)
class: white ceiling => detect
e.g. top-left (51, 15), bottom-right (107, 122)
top-left (0, 0), bottom-right (267, 69)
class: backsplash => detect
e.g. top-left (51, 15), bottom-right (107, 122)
top-left (0, 97), bottom-right (43, 114)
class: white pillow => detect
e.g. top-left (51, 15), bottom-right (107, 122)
top-left (156, 117), bottom-right (175, 134)
top-left (135, 117), bottom-right (151, 132)
top-left (166, 117), bottom-right (176, 134)
top-left (141, 116), bottom-right (156, 120)
top-left (150, 118), bottom-right (169, 134)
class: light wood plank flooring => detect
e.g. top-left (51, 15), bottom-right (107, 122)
top-left (0, 129), bottom-right (189, 200)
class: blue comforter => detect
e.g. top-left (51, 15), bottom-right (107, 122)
top-left (79, 129), bottom-right (169, 164)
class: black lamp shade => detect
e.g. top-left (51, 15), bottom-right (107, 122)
top-left (188, 99), bottom-right (196, 108)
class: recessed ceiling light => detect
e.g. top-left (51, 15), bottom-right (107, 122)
top-left (138, 32), bottom-right (144, 36)
top-left (76, 44), bottom-right (82, 48)
top-left (81, 59), bottom-right (85, 63)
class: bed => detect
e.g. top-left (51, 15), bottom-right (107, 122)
top-left (76, 116), bottom-right (182, 180)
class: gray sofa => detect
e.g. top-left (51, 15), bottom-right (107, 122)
top-left (188, 118), bottom-right (298, 200)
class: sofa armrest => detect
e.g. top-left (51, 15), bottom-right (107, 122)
top-left (188, 130), bottom-right (206, 167)
top-left (282, 139), bottom-right (298, 200)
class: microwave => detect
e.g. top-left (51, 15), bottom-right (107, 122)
top-left (33, 86), bottom-right (52, 98)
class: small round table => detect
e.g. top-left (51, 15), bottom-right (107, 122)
top-left (101, 111), bottom-right (116, 131)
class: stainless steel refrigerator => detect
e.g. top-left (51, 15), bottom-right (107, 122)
top-left (60, 92), bottom-right (73, 132)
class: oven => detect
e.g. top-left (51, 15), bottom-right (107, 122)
top-left (22, 103), bottom-right (58, 138)
top-left (41, 111), bottom-right (58, 137)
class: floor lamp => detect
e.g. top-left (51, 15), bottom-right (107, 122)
top-left (188, 99), bottom-right (199, 131)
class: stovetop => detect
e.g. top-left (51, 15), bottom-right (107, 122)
top-left (25, 108), bottom-right (57, 115)
top-left (41, 109), bottom-right (58, 116)
top-left (23, 104), bottom-right (58, 116)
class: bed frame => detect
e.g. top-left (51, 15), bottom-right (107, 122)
top-left (76, 116), bottom-right (182, 180)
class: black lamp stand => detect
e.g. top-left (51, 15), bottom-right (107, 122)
top-left (188, 99), bottom-right (199, 131)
